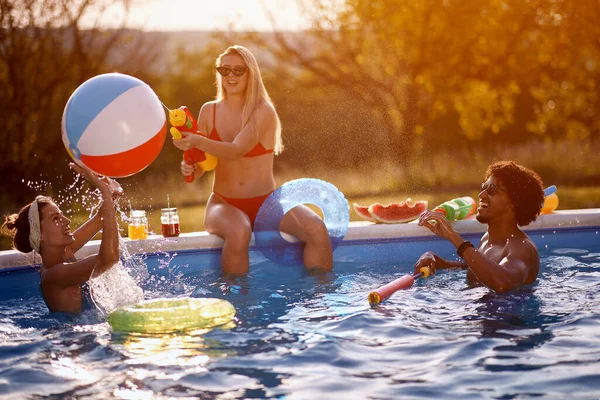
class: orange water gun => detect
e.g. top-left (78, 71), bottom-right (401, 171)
top-left (540, 185), bottom-right (559, 214)
top-left (368, 266), bottom-right (431, 303)
top-left (169, 106), bottom-right (218, 182)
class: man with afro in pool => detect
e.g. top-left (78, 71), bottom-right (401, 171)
top-left (414, 161), bottom-right (545, 293)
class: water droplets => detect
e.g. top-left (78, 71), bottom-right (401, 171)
top-left (25, 179), bottom-right (52, 193)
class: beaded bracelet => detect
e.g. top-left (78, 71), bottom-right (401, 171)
top-left (457, 240), bottom-right (474, 258)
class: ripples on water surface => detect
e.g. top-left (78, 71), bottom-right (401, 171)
top-left (1, 247), bottom-right (599, 399)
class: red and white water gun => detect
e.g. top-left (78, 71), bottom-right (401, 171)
top-left (169, 106), bottom-right (218, 182)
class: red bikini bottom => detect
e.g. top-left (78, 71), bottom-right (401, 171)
top-left (214, 191), bottom-right (274, 227)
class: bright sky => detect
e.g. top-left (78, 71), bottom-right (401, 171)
top-left (97, 0), bottom-right (311, 31)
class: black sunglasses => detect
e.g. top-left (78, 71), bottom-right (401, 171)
top-left (481, 182), bottom-right (502, 196)
top-left (216, 66), bottom-right (248, 77)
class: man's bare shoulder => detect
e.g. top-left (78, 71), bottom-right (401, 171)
top-left (506, 232), bottom-right (540, 283)
top-left (508, 232), bottom-right (539, 256)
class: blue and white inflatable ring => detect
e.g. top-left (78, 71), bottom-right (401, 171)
top-left (253, 178), bottom-right (349, 265)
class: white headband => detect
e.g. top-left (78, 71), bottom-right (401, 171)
top-left (28, 196), bottom-right (44, 253)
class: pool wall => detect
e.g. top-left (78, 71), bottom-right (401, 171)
top-left (1, 209), bottom-right (598, 295)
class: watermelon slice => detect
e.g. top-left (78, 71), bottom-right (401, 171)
top-left (367, 199), bottom-right (428, 224)
top-left (353, 203), bottom-right (376, 222)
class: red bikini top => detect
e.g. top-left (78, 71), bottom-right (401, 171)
top-left (209, 104), bottom-right (274, 157)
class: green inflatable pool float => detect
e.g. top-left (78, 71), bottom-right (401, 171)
top-left (108, 297), bottom-right (236, 333)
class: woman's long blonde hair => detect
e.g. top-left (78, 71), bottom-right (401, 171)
top-left (215, 45), bottom-right (283, 154)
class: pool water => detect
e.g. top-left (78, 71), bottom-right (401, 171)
top-left (1, 244), bottom-right (600, 399)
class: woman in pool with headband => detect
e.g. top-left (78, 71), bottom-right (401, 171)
top-left (172, 45), bottom-right (332, 275)
top-left (1, 163), bottom-right (123, 314)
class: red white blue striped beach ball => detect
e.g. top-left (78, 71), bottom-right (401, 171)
top-left (61, 73), bottom-right (167, 177)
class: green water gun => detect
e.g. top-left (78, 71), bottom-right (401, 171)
top-left (433, 196), bottom-right (476, 221)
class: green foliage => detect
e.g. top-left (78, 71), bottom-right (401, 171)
top-left (0, 0), bottom-right (160, 208)
top-left (1, 0), bottom-right (600, 253)
top-left (241, 0), bottom-right (600, 157)
top-left (156, 41), bottom-right (223, 112)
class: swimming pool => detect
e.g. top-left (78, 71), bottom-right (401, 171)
top-left (1, 210), bottom-right (599, 398)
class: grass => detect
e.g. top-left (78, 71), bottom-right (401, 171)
top-left (2, 139), bottom-right (599, 250)
top-left (2, 186), bottom-right (599, 251)
top-left (121, 184), bottom-right (600, 240)
top-left (109, 138), bottom-right (600, 210)
top-left (98, 184), bottom-right (600, 237)
top-left (3, 185), bottom-right (596, 251)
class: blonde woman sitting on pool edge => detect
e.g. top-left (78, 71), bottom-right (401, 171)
top-left (172, 45), bottom-right (332, 275)
top-left (1, 163), bottom-right (123, 314)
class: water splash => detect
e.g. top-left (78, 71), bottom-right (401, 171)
top-left (89, 232), bottom-right (148, 315)
top-left (143, 251), bottom-right (193, 295)
top-left (24, 178), bottom-right (53, 194)
top-left (89, 261), bottom-right (144, 315)
top-left (58, 174), bottom-right (148, 314)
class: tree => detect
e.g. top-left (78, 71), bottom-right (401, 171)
top-left (523, 0), bottom-right (600, 141)
top-left (0, 0), bottom-right (160, 208)
top-left (242, 0), bottom-right (600, 161)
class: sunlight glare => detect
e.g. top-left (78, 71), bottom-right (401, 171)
top-left (86, 0), bottom-right (310, 31)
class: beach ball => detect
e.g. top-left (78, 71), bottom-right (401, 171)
top-left (61, 73), bottom-right (167, 177)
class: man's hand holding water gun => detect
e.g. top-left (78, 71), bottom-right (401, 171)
top-left (169, 106), bottom-right (218, 183)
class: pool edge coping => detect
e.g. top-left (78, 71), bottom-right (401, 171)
top-left (1, 208), bottom-right (599, 270)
